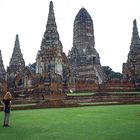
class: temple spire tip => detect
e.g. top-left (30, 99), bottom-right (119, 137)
top-left (49, 1), bottom-right (53, 10)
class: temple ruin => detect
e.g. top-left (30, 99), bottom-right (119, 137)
top-left (123, 19), bottom-right (140, 88)
top-left (35, 1), bottom-right (70, 98)
top-left (7, 34), bottom-right (25, 89)
top-left (68, 8), bottom-right (106, 92)
top-left (0, 50), bottom-right (6, 82)
top-left (0, 1), bottom-right (139, 101)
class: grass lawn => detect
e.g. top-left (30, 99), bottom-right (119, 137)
top-left (107, 92), bottom-right (140, 94)
top-left (66, 91), bottom-right (140, 96)
top-left (67, 92), bottom-right (94, 96)
top-left (0, 105), bottom-right (140, 140)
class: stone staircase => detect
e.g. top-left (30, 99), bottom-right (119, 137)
top-left (64, 93), bottom-right (140, 105)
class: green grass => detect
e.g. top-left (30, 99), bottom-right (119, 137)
top-left (66, 92), bottom-right (140, 96)
top-left (0, 104), bottom-right (36, 108)
top-left (107, 92), bottom-right (140, 94)
top-left (67, 92), bottom-right (94, 96)
top-left (0, 105), bottom-right (140, 140)
top-left (79, 101), bottom-right (118, 105)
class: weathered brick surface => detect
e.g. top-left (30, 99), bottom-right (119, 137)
top-left (68, 7), bottom-right (106, 89)
top-left (123, 19), bottom-right (140, 88)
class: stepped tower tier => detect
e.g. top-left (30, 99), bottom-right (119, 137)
top-left (68, 7), bottom-right (106, 88)
top-left (40, 1), bottom-right (62, 49)
top-left (0, 50), bottom-right (6, 82)
top-left (73, 8), bottom-right (95, 54)
top-left (123, 19), bottom-right (140, 85)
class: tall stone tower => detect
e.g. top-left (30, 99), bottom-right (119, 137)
top-left (0, 50), bottom-right (6, 82)
top-left (68, 8), bottom-right (105, 88)
top-left (7, 34), bottom-right (25, 88)
top-left (36, 1), bottom-right (69, 94)
top-left (123, 19), bottom-right (140, 85)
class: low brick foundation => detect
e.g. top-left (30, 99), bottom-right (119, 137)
top-left (66, 93), bottom-right (140, 104)
top-left (1, 93), bottom-right (140, 111)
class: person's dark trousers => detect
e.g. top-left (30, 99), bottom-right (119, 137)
top-left (3, 112), bottom-right (10, 126)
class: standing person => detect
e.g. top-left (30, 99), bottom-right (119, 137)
top-left (1, 91), bottom-right (12, 127)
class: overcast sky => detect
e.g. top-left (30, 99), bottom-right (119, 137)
top-left (0, 0), bottom-right (140, 72)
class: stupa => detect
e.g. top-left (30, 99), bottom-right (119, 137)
top-left (123, 19), bottom-right (140, 87)
top-left (68, 8), bottom-right (105, 91)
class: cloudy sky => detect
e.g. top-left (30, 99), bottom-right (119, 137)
top-left (0, 0), bottom-right (140, 72)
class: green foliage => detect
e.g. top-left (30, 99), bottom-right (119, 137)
top-left (0, 105), bottom-right (140, 140)
top-left (102, 66), bottom-right (122, 80)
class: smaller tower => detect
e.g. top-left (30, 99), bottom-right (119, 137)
top-left (7, 34), bottom-right (25, 88)
top-left (9, 34), bottom-right (25, 73)
top-left (0, 50), bottom-right (6, 82)
top-left (123, 19), bottom-right (140, 86)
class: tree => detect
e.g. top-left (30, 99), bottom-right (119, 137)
top-left (102, 66), bottom-right (122, 81)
